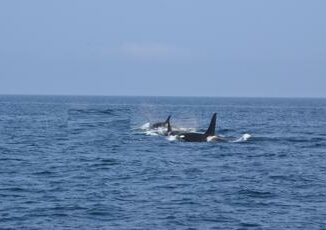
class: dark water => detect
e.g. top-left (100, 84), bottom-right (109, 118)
top-left (1, 96), bottom-right (326, 229)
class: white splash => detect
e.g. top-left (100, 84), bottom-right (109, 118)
top-left (232, 133), bottom-right (252, 143)
top-left (176, 127), bottom-right (196, 132)
top-left (207, 136), bottom-right (218, 142)
top-left (145, 131), bottom-right (159, 136)
top-left (167, 135), bottom-right (178, 141)
top-left (140, 122), bottom-right (151, 130)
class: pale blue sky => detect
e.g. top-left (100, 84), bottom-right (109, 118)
top-left (0, 0), bottom-right (325, 97)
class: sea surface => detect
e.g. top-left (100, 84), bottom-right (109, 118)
top-left (0, 95), bottom-right (326, 229)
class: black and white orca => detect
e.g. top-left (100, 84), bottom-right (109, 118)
top-left (150, 115), bottom-right (171, 129)
top-left (166, 117), bottom-right (184, 136)
top-left (169, 113), bottom-right (217, 142)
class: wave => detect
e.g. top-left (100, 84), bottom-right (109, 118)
top-left (231, 133), bottom-right (252, 143)
top-left (251, 136), bottom-right (325, 144)
top-left (68, 108), bottom-right (116, 116)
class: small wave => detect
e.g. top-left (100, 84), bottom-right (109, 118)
top-left (68, 108), bottom-right (116, 116)
top-left (0, 187), bottom-right (28, 192)
top-left (206, 134), bottom-right (251, 143)
top-left (240, 222), bottom-right (262, 228)
top-left (252, 136), bottom-right (324, 144)
top-left (101, 158), bottom-right (120, 165)
top-left (91, 159), bottom-right (120, 168)
top-left (238, 188), bottom-right (276, 198)
top-left (33, 170), bottom-right (54, 176)
top-left (231, 133), bottom-right (252, 143)
top-left (145, 131), bottom-right (160, 136)
top-left (99, 108), bottom-right (115, 114)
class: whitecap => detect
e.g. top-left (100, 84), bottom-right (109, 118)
top-left (167, 135), bottom-right (178, 141)
top-left (140, 122), bottom-right (151, 130)
top-left (232, 133), bottom-right (252, 143)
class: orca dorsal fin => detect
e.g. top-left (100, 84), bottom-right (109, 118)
top-left (167, 118), bottom-right (172, 133)
top-left (204, 113), bottom-right (217, 136)
top-left (165, 115), bottom-right (171, 124)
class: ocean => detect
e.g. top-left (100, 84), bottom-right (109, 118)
top-left (0, 95), bottom-right (326, 229)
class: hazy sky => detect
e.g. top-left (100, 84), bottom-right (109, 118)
top-left (0, 0), bottom-right (325, 97)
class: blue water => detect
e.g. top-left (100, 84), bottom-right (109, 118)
top-left (1, 96), bottom-right (326, 229)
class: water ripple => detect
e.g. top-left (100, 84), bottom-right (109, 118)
top-left (1, 96), bottom-right (326, 229)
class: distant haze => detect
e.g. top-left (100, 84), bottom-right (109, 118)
top-left (0, 0), bottom-right (325, 97)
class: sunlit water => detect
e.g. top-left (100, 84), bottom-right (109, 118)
top-left (1, 96), bottom-right (326, 229)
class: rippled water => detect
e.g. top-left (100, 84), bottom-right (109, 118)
top-left (1, 96), bottom-right (326, 229)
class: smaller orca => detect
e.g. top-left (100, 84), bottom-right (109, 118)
top-left (174, 113), bottom-right (217, 142)
top-left (166, 117), bottom-right (184, 136)
top-left (150, 115), bottom-right (171, 129)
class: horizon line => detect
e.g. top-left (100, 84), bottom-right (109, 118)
top-left (0, 93), bottom-right (325, 99)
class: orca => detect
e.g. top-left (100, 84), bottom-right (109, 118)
top-left (166, 117), bottom-right (184, 136)
top-left (150, 115), bottom-right (171, 129)
top-left (173, 113), bottom-right (217, 142)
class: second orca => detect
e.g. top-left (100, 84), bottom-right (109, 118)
top-left (168, 113), bottom-right (218, 142)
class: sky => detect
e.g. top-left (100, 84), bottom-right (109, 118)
top-left (0, 0), bottom-right (325, 97)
